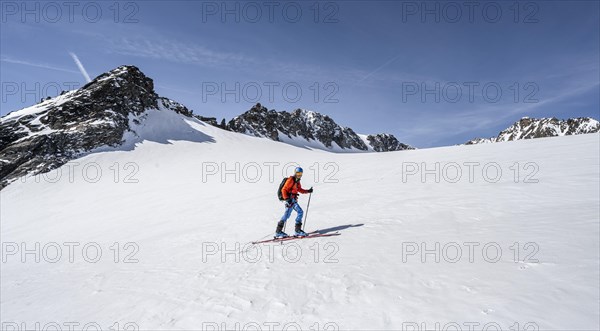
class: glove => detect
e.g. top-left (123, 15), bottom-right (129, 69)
top-left (307, 187), bottom-right (313, 193)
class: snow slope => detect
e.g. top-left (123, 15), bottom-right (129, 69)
top-left (1, 108), bottom-right (599, 330)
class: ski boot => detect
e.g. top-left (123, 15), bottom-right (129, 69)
top-left (275, 231), bottom-right (289, 239)
top-left (294, 223), bottom-right (308, 237)
top-left (275, 221), bottom-right (289, 238)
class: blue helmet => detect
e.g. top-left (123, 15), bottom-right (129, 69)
top-left (295, 167), bottom-right (303, 174)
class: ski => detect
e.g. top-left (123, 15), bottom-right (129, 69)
top-left (251, 231), bottom-right (318, 244)
top-left (280, 232), bottom-right (341, 244)
top-left (251, 237), bottom-right (290, 245)
top-left (251, 231), bottom-right (340, 245)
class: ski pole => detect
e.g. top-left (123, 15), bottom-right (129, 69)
top-left (282, 198), bottom-right (291, 234)
top-left (303, 192), bottom-right (312, 231)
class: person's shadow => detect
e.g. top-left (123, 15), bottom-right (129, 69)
top-left (315, 224), bottom-right (364, 235)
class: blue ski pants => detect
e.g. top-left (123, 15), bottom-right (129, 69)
top-left (281, 200), bottom-right (304, 224)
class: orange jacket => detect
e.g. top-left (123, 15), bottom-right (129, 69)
top-left (281, 176), bottom-right (308, 200)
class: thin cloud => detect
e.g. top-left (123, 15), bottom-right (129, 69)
top-left (98, 34), bottom-right (349, 81)
top-left (69, 52), bottom-right (92, 82)
top-left (106, 37), bottom-right (251, 68)
top-left (74, 26), bottom-right (393, 83)
top-left (0, 57), bottom-right (80, 74)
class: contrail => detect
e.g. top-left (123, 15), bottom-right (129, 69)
top-left (351, 54), bottom-right (402, 88)
top-left (69, 52), bottom-right (91, 82)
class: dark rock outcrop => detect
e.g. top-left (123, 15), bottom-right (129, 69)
top-left (367, 133), bottom-right (414, 152)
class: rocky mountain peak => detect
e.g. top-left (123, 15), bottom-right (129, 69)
top-left (466, 116), bottom-right (599, 145)
top-left (0, 65), bottom-right (192, 188)
top-left (226, 103), bottom-right (413, 152)
top-left (79, 65), bottom-right (159, 113)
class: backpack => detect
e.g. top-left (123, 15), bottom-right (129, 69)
top-left (277, 176), bottom-right (293, 201)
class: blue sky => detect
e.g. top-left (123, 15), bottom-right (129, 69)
top-left (1, 0), bottom-right (598, 147)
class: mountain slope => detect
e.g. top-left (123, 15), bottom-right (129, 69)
top-left (0, 65), bottom-right (195, 189)
top-left (1, 110), bottom-right (598, 329)
top-left (466, 117), bottom-right (600, 145)
top-left (0, 66), bottom-right (412, 189)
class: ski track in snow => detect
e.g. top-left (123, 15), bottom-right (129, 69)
top-left (1, 109), bottom-right (599, 330)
